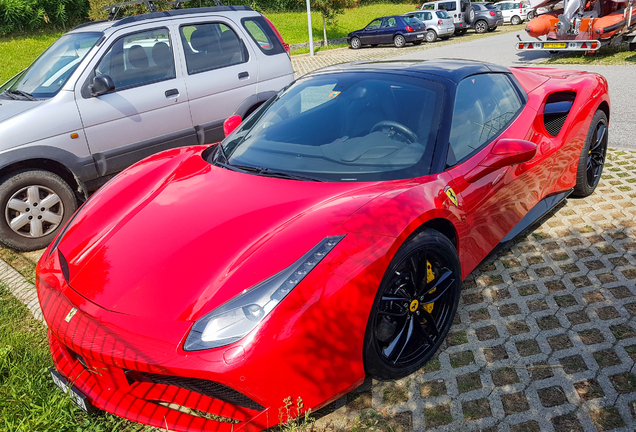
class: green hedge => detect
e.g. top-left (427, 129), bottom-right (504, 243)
top-left (0, 0), bottom-right (88, 34)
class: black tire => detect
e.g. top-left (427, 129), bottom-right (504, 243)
top-left (527, 11), bottom-right (535, 20)
top-left (511, 15), bottom-right (521, 25)
top-left (350, 37), bottom-right (362, 49)
top-left (454, 28), bottom-right (467, 36)
top-left (572, 110), bottom-right (608, 197)
top-left (363, 230), bottom-right (461, 379)
top-left (425, 30), bottom-right (437, 42)
top-left (488, 26), bottom-right (497, 32)
top-left (474, 20), bottom-right (488, 33)
top-left (394, 34), bottom-right (406, 48)
top-left (0, 169), bottom-right (77, 251)
top-left (464, 6), bottom-right (475, 24)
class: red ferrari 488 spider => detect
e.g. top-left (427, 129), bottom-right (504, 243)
top-left (37, 59), bottom-right (609, 431)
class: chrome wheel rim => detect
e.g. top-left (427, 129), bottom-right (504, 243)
top-left (426, 31), bottom-right (435, 42)
top-left (586, 121), bottom-right (607, 188)
top-left (5, 185), bottom-right (64, 238)
top-left (373, 248), bottom-right (457, 368)
top-left (395, 36), bottom-right (405, 47)
top-left (476, 21), bottom-right (487, 32)
top-left (351, 38), bottom-right (360, 48)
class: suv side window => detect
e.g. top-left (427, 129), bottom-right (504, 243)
top-left (439, 1), bottom-right (456, 11)
top-left (423, 4), bottom-right (435, 9)
top-left (95, 28), bottom-right (175, 90)
top-left (382, 17), bottom-right (397, 28)
top-left (180, 23), bottom-right (247, 75)
top-left (241, 16), bottom-right (285, 55)
top-left (448, 74), bottom-right (522, 163)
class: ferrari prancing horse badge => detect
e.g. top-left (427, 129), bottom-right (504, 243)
top-left (444, 186), bottom-right (458, 207)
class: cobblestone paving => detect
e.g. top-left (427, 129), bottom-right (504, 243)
top-left (311, 148), bottom-right (636, 431)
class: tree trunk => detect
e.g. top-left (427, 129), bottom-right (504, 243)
top-left (323, 14), bottom-right (328, 47)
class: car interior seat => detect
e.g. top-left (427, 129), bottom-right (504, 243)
top-left (150, 42), bottom-right (174, 80)
top-left (219, 31), bottom-right (243, 66)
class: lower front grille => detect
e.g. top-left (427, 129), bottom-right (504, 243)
top-left (138, 372), bottom-right (265, 412)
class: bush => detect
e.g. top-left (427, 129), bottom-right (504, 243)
top-left (0, 0), bottom-right (88, 34)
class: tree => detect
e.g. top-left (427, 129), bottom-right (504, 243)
top-left (307, 0), bottom-right (357, 47)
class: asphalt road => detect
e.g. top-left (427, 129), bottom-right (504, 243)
top-left (388, 30), bottom-right (636, 151)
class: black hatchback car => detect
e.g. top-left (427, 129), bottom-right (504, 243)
top-left (348, 15), bottom-right (426, 49)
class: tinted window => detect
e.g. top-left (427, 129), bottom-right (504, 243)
top-left (180, 23), bottom-right (247, 75)
top-left (436, 10), bottom-right (450, 18)
top-left (367, 19), bottom-right (382, 29)
top-left (220, 73), bottom-right (445, 182)
top-left (439, 1), bottom-right (456, 11)
top-left (242, 16), bottom-right (285, 55)
top-left (382, 17), bottom-right (397, 27)
top-left (449, 74), bottom-right (522, 163)
top-left (95, 28), bottom-right (174, 91)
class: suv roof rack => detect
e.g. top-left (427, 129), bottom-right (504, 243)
top-left (110, 5), bottom-right (253, 26)
top-left (103, 0), bottom-right (230, 20)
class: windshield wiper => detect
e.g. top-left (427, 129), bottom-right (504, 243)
top-left (4, 90), bottom-right (36, 101)
top-left (236, 165), bottom-right (324, 182)
top-left (1, 91), bottom-right (19, 100)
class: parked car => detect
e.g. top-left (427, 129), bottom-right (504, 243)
top-left (348, 15), bottom-right (427, 48)
top-left (405, 10), bottom-right (455, 41)
top-left (0, 6), bottom-right (293, 252)
top-left (464, 2), bottom-right (504, 32)
top-left (39, 59), bottom-right (609, 432)
top-left (495, 0), bottom-right (532, 24)
top-left (421, 0), bottom-right (471, 35)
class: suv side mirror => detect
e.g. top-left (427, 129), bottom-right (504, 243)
top-left (223, 115), bottom-right (242, 137)
top-left (465, 139), bottom-right (537, 183)
top-left (89, 75), bottom-right (115, 97)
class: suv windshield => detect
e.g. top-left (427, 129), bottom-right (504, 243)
top-left (0, 32), bottom-right (101, 99)
top-left (217, 72), bottom-right (444, 182)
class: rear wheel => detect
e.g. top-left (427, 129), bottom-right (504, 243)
top-left (394, 34), bottom-right (406, 48)
top-left (573, 110), bottom-right (608, 197)
top-left (511, 15), bottom-right (521, 25)
top-left (474, 20), bottom-right (488, 33)
top-left (363, 230), bottom-right (461, 379)
top-left (0, 169), bottom-right (77, 251)
top-left (527, 10), bottom-right (535, 20)
top-left (426, 30), bottom-right (438, 42)
top-left (350, 37), bottom-right (361, 49)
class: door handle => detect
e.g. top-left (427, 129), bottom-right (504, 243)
top-left (165, 89), bottom-right (179, 98)
top-left (238, 72), bottom-right (249, 79)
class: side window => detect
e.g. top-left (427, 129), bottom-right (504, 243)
top-left (241, 16), bottom-right (285, 55)
top-left (425, 12), bottom-right (433, 20)
top-left (460, 0), bottom-right (470, 11)
top-left (367, 19), bottom-right (382, 29)
top-left (423, 4), bottom-right (435, 9)
top-left (442, 1), bottom-right (456, 11)
top-left (382, 17), bottom-right (397, 28)
top-left (448, 74), bottom-right (523, 163)
top-left (180, 22), bottom-right (247, 75)
top-left (95, 28), bottom-right (175, 91)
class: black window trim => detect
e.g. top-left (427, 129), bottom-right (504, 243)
top-left (83, 26), bottom-right (175, 98)
top-left (240, 16), bottom-right (286, 56)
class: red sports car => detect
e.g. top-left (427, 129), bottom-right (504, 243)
top-left (37, 60), bottom-right (609, 431)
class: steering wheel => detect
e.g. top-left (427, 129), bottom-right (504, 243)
top-left (371, 121), bottom-right (418, 144)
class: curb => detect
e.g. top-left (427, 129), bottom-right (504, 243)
top-left (0, 257), bottom-right (45, 324)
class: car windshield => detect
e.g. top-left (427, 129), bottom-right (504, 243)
top-left (217, 72), bottom-right (444, 182)
top-left (436, 10), bottom-right (451, 18)
top-left (0, 31), bottom-right (101, 99)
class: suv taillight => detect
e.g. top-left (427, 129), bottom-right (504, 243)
top-left (489, 10), bottom-right (496, 16)
top-left (262, 14), bottom-right (290, 54)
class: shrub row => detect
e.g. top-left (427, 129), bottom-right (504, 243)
top-left (0, 0), bottom-right (88, 34)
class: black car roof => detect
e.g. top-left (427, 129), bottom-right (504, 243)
top-left (311, 59), bottom-right (510, 85)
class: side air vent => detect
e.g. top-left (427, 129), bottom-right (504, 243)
top-left (543, 91), bottom-right (576, 137)
top-left (135, 372), bottom-right (265, 411)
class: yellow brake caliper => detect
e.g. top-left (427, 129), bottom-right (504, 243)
top-left (423, 261), bottom-right (436, 314)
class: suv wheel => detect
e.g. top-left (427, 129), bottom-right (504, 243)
top-left (394, 34), bottom-right (406, 48)
top-left (350, 37), bottom-right (361, 49)
top-left (527, 11), bottom-right (535, 20)
top-left (426, 30), bottom-right (437, 42)
top-left (0, 170), bottom-right (77, 251)
top-left (511, 15), bottom-right (521, 25)
top-left (474, 20), bottom-right (488, 33)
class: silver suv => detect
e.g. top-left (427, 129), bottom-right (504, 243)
top-left (0, 6), bottom-right (293, 251)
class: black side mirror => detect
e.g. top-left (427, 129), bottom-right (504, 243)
top-left (89, 75), bottom-right (115, 97)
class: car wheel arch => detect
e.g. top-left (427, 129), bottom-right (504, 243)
top-left (597, 101), bottom-right (610, 122)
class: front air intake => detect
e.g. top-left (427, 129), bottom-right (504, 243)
top-left (543, 91), bottom-right (576, 137)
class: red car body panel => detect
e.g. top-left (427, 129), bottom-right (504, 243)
top-left (37, 64), bottom-right (610, 431)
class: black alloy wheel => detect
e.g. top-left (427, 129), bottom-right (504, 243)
top-left (364, 230), bottom-right (461, 379)
top-left (573, 110), bottom-right (608, 197)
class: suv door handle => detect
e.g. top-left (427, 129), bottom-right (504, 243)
top-left (165, 89), bottom-right (179, 98)
top-left (238, 72), bottom-right (249, 79)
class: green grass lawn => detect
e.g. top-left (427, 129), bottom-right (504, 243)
top-left (0, 31), bottom-right (63, 85)
top-left (0, 283), bottom-right (153, 431)
top-left (541, 43), bottom-right (636, 65)
top-left (258, 3), bottom-right (419, 45)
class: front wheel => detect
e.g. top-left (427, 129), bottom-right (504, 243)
top-left (511, 15), bottom-right (521, 25)
top-left (474, 20), bottom-right (488, 33)
top-left (363, 230), bottom-right (461, 379)
top-left (572, 110), bottom-right (608, 197)
top-left (426, 30), bottom-right (437, 42)
top-left (394, 34), bottom-right (406, 48)
top-left (0, 169), bottom-right (77, 251)
top-left (350, 37), bottom-right (361, 49)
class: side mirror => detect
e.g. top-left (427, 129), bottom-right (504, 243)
top-left (465, 139), bottom-right (537, 183)
top-left (89, 75), bottom-right (115, 97)
top-left (223, 114), bottom-right (242, 137)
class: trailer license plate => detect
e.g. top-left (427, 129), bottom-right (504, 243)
top-left (544, 42), bottom-right (566, 48)
top-left (49, 368), bottom-right (95, 413)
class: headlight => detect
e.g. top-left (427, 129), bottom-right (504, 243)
top-left (183, 235), bottom-right (345, 351)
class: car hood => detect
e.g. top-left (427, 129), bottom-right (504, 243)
top-left (0, 98), bottom-right (44, 123)
top-left (57, 146), bottom-right (392, 321)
